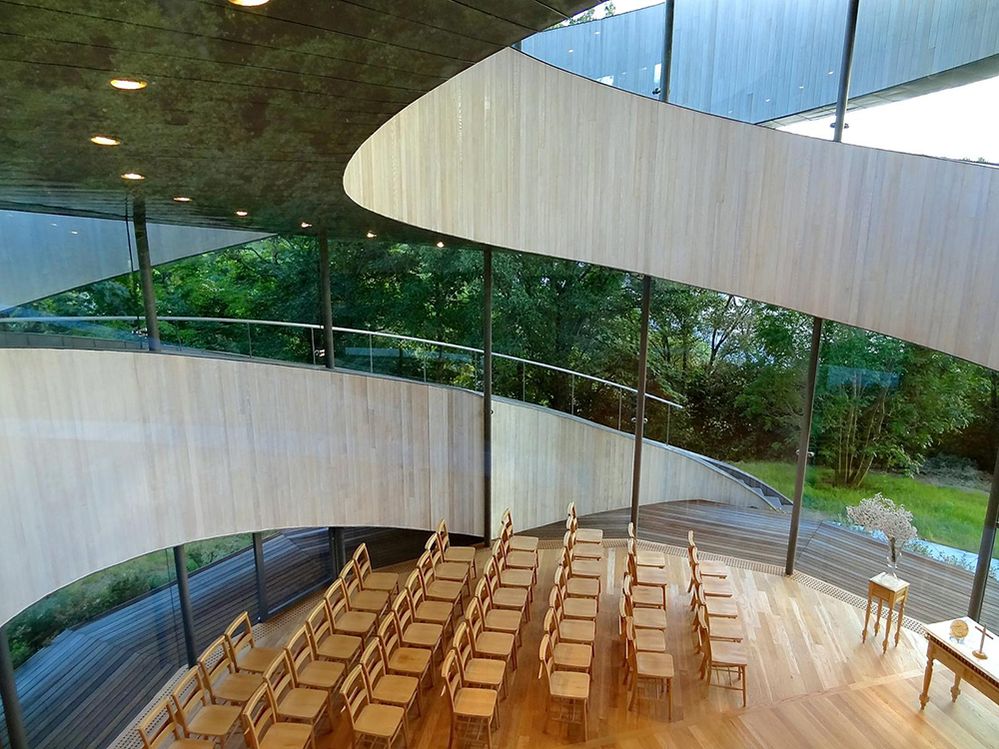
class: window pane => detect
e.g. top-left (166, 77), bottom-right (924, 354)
top-left (264, 528), bottom-right (334, 614)
top-left (187, 533), bottom-right (260, 651)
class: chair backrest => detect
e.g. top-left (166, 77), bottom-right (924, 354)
top-left (169, 666), bottom-right (209, 736)
top-left (553, 564), bottom-right (568, 591)
top-left (626, 550), bottom-right (639, 579)
top-left (501, 508), bottom-right (512, 530)
top-left (224, 611), bottom-right (256, 663)
top-left (622, 574), bottom-right (636, 616)
top-left (286, 624), bottom-right (317, 676)
top-left (360, 639), bottom-right (387, 690)
top-left (136, 698), bottom-right (183, 749)
top-left (628, 521), bottom-right (636, 540)
top-left (354, 543), bottom-right (374, 579)
top-left (377, 612), bottom-right (403, 657)
top-left (427, 540), bottom-right (446, 568)
top-left (343, 569), bottom-right (363, 601)
top-left (688, 529), bottom-right (696, 548)
top-left (262, 651), bottom-right (296, 705)
top-left (392, 590), bottom-right (415, 631)
top-left (567, 501), bottom-right (577, 518)
top-left (442, 649), bottom-right (463, 708)
top-left (241, 683), bottom-right (278, 749)
top-left (473, 577), bottom-right (491, 610)
top-left (696, 607), bottom-right (713, 662)
top-left (482, 557), bottom-right (500, 595)
top-left (340, 665), bottom-right (370, 734)
top-left (623, 616), bottom-right (638, 667)
top-left (197, 635), bottom-right (237, 703)
top-left (452, 620), bottom-right (475, 671)
top-left (306, 600), bottom-right (333, 649)
top-left (407, 573), bottom-right (430, 612)
top-left (437, 518), bottom-right (453, 552)
top-left (543, 608), bottom-right (559, 643)
top-left (491, 538), bottom-right (505, 562)
top-left (549, 579), bottom-right (566, 611)
top-left (465, 597), bottom-right (486, 640)
top-left (417, 551), bottom-right (436, 584)
top-left (538, 633), bottom-right (556, 682)
top-left (691, 565), bottom-right (704, 589)
top-left (325, 578), bottom-right (349, 611)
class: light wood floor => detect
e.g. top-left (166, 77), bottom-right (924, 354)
top-left (251, 544), bottom-right (998, 748)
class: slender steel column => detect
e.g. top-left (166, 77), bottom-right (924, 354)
top-left (785, 317), bottom-right (824, 575)
top-left (0, 624), bottom-right (28, 749)
top-left (329, 527), bottom-right (346, 577)
top-left (630, 276), bottom-right (653, 531)
top-left (832, 0), bottom-right (861, 143)
top-left (969, 446), bottom-right (999, 620)
top-left (482, 248), bottom-right (494, 543)
top-left (318, 230), bottom-right (335, 369)
top-left (252, 532), bottom-right (269, 622)
top-left (132, 197), bottom-right (160, 351)
top-left (172, 545), bottom-right (197, 666)
top-left (658, 0), bottom-right (675, 102)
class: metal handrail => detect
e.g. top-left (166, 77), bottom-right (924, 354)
top-left (0, 314), bottom-right (684, 409)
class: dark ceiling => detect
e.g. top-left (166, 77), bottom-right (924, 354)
top-left (0, 0), bottom-right (593, 240)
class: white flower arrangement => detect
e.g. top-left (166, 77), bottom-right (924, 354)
top-left (846, 493), bottom-right (918, 570)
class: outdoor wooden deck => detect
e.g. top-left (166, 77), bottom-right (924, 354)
top-left (528, 500), bottom-right (999, 629)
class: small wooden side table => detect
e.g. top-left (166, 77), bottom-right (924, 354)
top-left (862, 572), bottom-right (909, 654)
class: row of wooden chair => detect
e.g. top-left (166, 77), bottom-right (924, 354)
top-left (619, 523), bottom-right (675, 719)
top-left (687, 531), bottom-right (748, 707)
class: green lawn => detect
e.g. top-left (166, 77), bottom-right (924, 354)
top-left (734, 461), bottom-right (990, 555)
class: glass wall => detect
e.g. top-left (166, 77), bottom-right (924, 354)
top-left (185, 533), bottom-right (260, 651)
top-left (263, 528), bottom-right (334, 614)
top-left (0, 550), bottom-right (185, 749)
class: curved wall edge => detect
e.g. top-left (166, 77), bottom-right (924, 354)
top-left (344, 49), bottom-right (999, 371)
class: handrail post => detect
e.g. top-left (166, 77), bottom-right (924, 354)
top-left (0, 623), bottom-right (28, 749)
top-left (172, 544), bottom-right (198, 666)
top-left (832, 0), bottom-right (860, 143)
top-left (318, 230), bottom-right (335, 369)
top-left (482, 248), bottom-right (493, 544)
top-left (969, 446), bottom-right (999, 620)
top-left (132, 196), bottom-right (160, 352)
top-left (630, 276), bottom-right (653, 532)
top-left (785, 317), bottom-right (823, 575)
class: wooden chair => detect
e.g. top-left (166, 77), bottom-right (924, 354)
top-left (453, 620), bottom-right (507, 697)
top-left (170, 666), bottom-right (240, 748)
top-left (406, 569), bottom-right (454, 637)
top-left (240, 684), bottom-right (314, 749)
top-left (690, 564), bottom-right (734, 601)
top-left (687, 531), bottom-right (730, 579)
top-left (442, 649), bottom-right (499, 749)
top-left (492, 543), bottom-right (535, 603)
top-left (378, 612), bottom-right (434, 691)
top-left (562, 535), bottom-right (603, 596)
top-left (360, 639), bottom-right (421, 728)
top-left (565, 502), bottom-right (603, 544)
top-left (498, 525), bottom-right (539, 577)
top-left (325, 578), bottom-right (377, 639)
top-left (340, 665), bottom-right (409, 748)
top-left (549, 568), bottom-right (597, 624)
top-left (625, 618), bottom-right (674, 718)
top-left (542, 609), bottom-right (592, 674)
top-left (538, 633), bottom-right (589, 741)
top-left (437, 518), bottom-right (478, 577)
top-left (626, 546), bottom-right (668, 608)
top-left (305, 599), bottom-right (362, 665)
top-left (138, 697), bottom-right (213, 749)
top-left (565, 523), bottom-right (603, 562)
top-left (354, 543), bottom-right (401, 594)
top-left (425, 535), bottom-right (471, 594)
top-left (262, 652), bottom-right (331, 740)
top-left (483, 557), bottom-right (529, 622)
top-left (557, 555), bottom-right (600, 606)
top-left (197, 636), bottom-right (263, 707)
top-left (691, 585), bottom-right (740, 621)
top-left (623, 576), bottom-right (668, 630)
top-left (466, 597), bottom-right (518, 671)
top-left (501, 509), bottom-right (539, 553)
top-left (547, 593), bottom-right (596, 654)
top-left (697, 608), bottom-right (748, 707)
top-left (691, 591), bottom-right (745, 652)
top-left (474, 578), bottom-right (522, 646)
top-left (416, 551), bottom-right (464, 616)
top-left (285, 624), bottom-right (345, 704)
top-left (224, 612), bottom-right (283, 674)
top-left (392, 590), bottom-right (444, 667)
top-left (628, 522), bottom-right (667, 567)
top-left (341, 561), bottom-right (391, 615)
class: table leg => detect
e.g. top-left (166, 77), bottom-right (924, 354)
top-left (882, 604), bottom-right (894, 654)
top-left (862, 595), bottom-right (873, 642)
top-left (894, 601), bottom-right (905, 647)
top-left (951, 672), bottom-right (962, 702)
top-left (874, 598), bottom-right (883, 636)
top-left (919, 652), bottom-right (934, 710)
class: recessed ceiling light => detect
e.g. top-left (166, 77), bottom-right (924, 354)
top-left (436, 241), bottom-right (445, 248)
top-left (300, 222), bottom-right (312, 228)
top-left (110, 78), bottom-right (148, 91)
top-left (173, 196), bottom-right (192, 203)
top-left (70, 230), bottom-right (79, 235)
top-left (235, 210), bottom-right (248, 217)
top-left (228, 0), bottom-right (270, 5)
top-left (366, 231), bottom-right (376, 238)
top-left (90, 134), bottom-right (121, 146)
top-left (121, 172), bottom-right (145, 180)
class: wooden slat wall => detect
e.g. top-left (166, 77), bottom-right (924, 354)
top-left (0, 348), bottom-right (483, 625)
top-left (344, 49), bottom-right (999, 371)
top-left (491, 400), bottom-right (771, 535)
